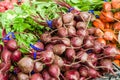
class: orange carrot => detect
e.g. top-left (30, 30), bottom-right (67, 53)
top-left (100, 11), bottom-right (114, 23)
top-left (115, 54), bottom-right (120, 60)
top-left (113, 59), bottom-right (120, 66)
top-left (96, 38), bottom-right (106, 45)
top-left (112, 0), bottom-right (120, 9)
top-left (95, 28), bottom-right (104, 37)
top-left (105, 23), bottom-right (110, 29)
top-left (113, 22), bottom-right (120, 30)
top-left (93, 19), bottom-right (105, 31)
top-left (107, 43), bottom-right (116, 47)
top-left (103, 29), bottom-right (117, 41)
top-left (114, 12), bottom-right (120, 20)
top-left (103, 2), bottom-right (112, 11)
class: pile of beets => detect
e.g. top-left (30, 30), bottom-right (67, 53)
top-left (0, 1), bottom-right (120, 80)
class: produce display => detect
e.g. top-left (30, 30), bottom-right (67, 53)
top-left (0, 0), bottom-right (120, 80)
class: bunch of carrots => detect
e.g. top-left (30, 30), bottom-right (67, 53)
top-left (93, 0), bottom-right (120, 66)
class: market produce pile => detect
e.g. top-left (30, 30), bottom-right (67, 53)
top-left (0, 0), bottom-right (120, 80)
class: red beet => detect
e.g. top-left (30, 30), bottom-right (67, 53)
top-left (53, 44), bottom-right (66, 55)
top-left (33, 42), bottom-right (44, 51)
top-left (100, 59), bottom-right (115, 75)
top-left (54, 55), bottom-right (64, 67)
top-left (11, 49), bottom-right (21, 62)
top-left (77, 28), bottom-right (88, 37)
top-left (65, 48), bottom-right (75, 61)
top-left (48, 64), bottom-right (60, 78)
top-left (45, 43), bottom-right (54, 50)
top-left (34, 62), bottom-right (43, 72)
top-left (17, 72), bottom-right (29, 80)
top-left (40, 32), bottom-right (51, 43)
top-left (30, 73), bottom-right (43, 80)
top-left (6, 39), bottom-right (18, 51)
top-left (42, 70), bottom-right (51, 80)
top-left (0, 44), bottom-right (3, 53)
top-left (103, 46), bottom-right (119, 57)
top-left (67, 26), bottom-right (76, 37)
top-left (88, 68), bottom-right (101, 78)
top-left (71, 37), bottom-right (83, 47)
top-left (40, 50), bottom-right (54, 64)
top-left (1, 49), bottom-right (12, 63)
top-left (18, 57), bottom-right (34, 73)
top-left (61, 38), bottom-right (71, 47)
top-left (57, 27), bottom-right (68, 37)
top-left (64, 70), bottom-right (80, 80)
top-left (79, 67), bottom-right (88, 77)
top-left (62, 13), bottom-right (74, 24)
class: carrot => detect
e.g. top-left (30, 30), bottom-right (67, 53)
top-left (96, 38), bottom-right (106, 45)
top-left (100, 11), bottom-right (114, 23)
top-left (103, 29), bottom-right (117, 41)
top-left (103, 2), bottom-right (112, 11)
top-left (114, 12), bottom-right (120, 20)
top-left (107, 43), bottom-right (116, 47)
top-left (93, 19), bottom-right (105, 31)
top-left (112, 0), bottom-right (120, 9)
top-left (115, 54), bottom-right (120, 60)
top-left (113, 22), bottom-right (120, 30)
top-left (95, 28), bottom-right (104, 37)
top-left (105, 23), bottom-right (110, 29)
top-left (113, 59), bottom-right (120, 66)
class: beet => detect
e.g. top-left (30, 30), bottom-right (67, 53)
top-left (62, 13), bottom-right (74, 24)
top-left (34, 62), bottom-right (43, 72)
top-left (57, 27), bottom-right (68, 37)
top-left (67, 26), bottom-right (76, 37)
top-left (1, 49), bottom-right (12, 63)
top-left (77, 51), bottom-right (88, 62)
top-left (76, 22), bottom-right (87, 29)
top-left (42, 70), bottom-right (51, 80)
top-left (79, 67), bottom-right (88, 77)
top-left (40, 32), bottom-right (51, 43)
top-left (53, 44), bottom-right (66, 55)
top-left (0, 63), bottom-right (11, 73)
top-left (48, 64), bottom-right (60, 78)
top-left (88, 53), bottom-right (98, 65)
top-left (65, 48), bottom-right (75, 61)
top-left (71, 37), bottom-right (83, 47)
top-left (103, 46), bottom-right (119, 57)
top-left (18, 57), bottom-right (34, 73)
top-left (6, 39), bottom-right (18, 51)
top-left (87, 27), bottom-right (96, 35)
top-left (11, 49), bottom-right (21, 62)
top-left (88, 68), bottom-right (100, 78)
top-left (17, 72), bottom-right (29, 80)
top-left (52, 18), bottom-right (63, 28)
top-left (0, 44), bottom-right (3, 53)
top-left (61, 38), bottom-right (71, 47)
top-left (70, 64), bottom-right (81, 70)
top-left (45, 43), bottom-right (54, 50)
top-left (93, 41), bottom-right (104, 53)
top-left (54, 55), bottom-right (64, 67)
top-left (9, 74), bottom-right (17, 80)
top-left (30, 73), bottom-right (43, 80)
top-left (100, 59), bottom-right (115, 75)
top-left (83, 38), bottom-right (94, 48)
top-left (77, 28), bottom-right (88, 37)
top-left (64, 70), bottom-right (80, 80)
top-left (33, 41), bottom-right (44, 51)
top-left (79, 77), bottom-right (86, 80)
top-left (40, 50), bottom-right (54, 64)
top-left (80, 12), bottom-right (91, 21)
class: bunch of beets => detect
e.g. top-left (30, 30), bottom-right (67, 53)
top-left (0, 2), bottom-right (120, 80)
